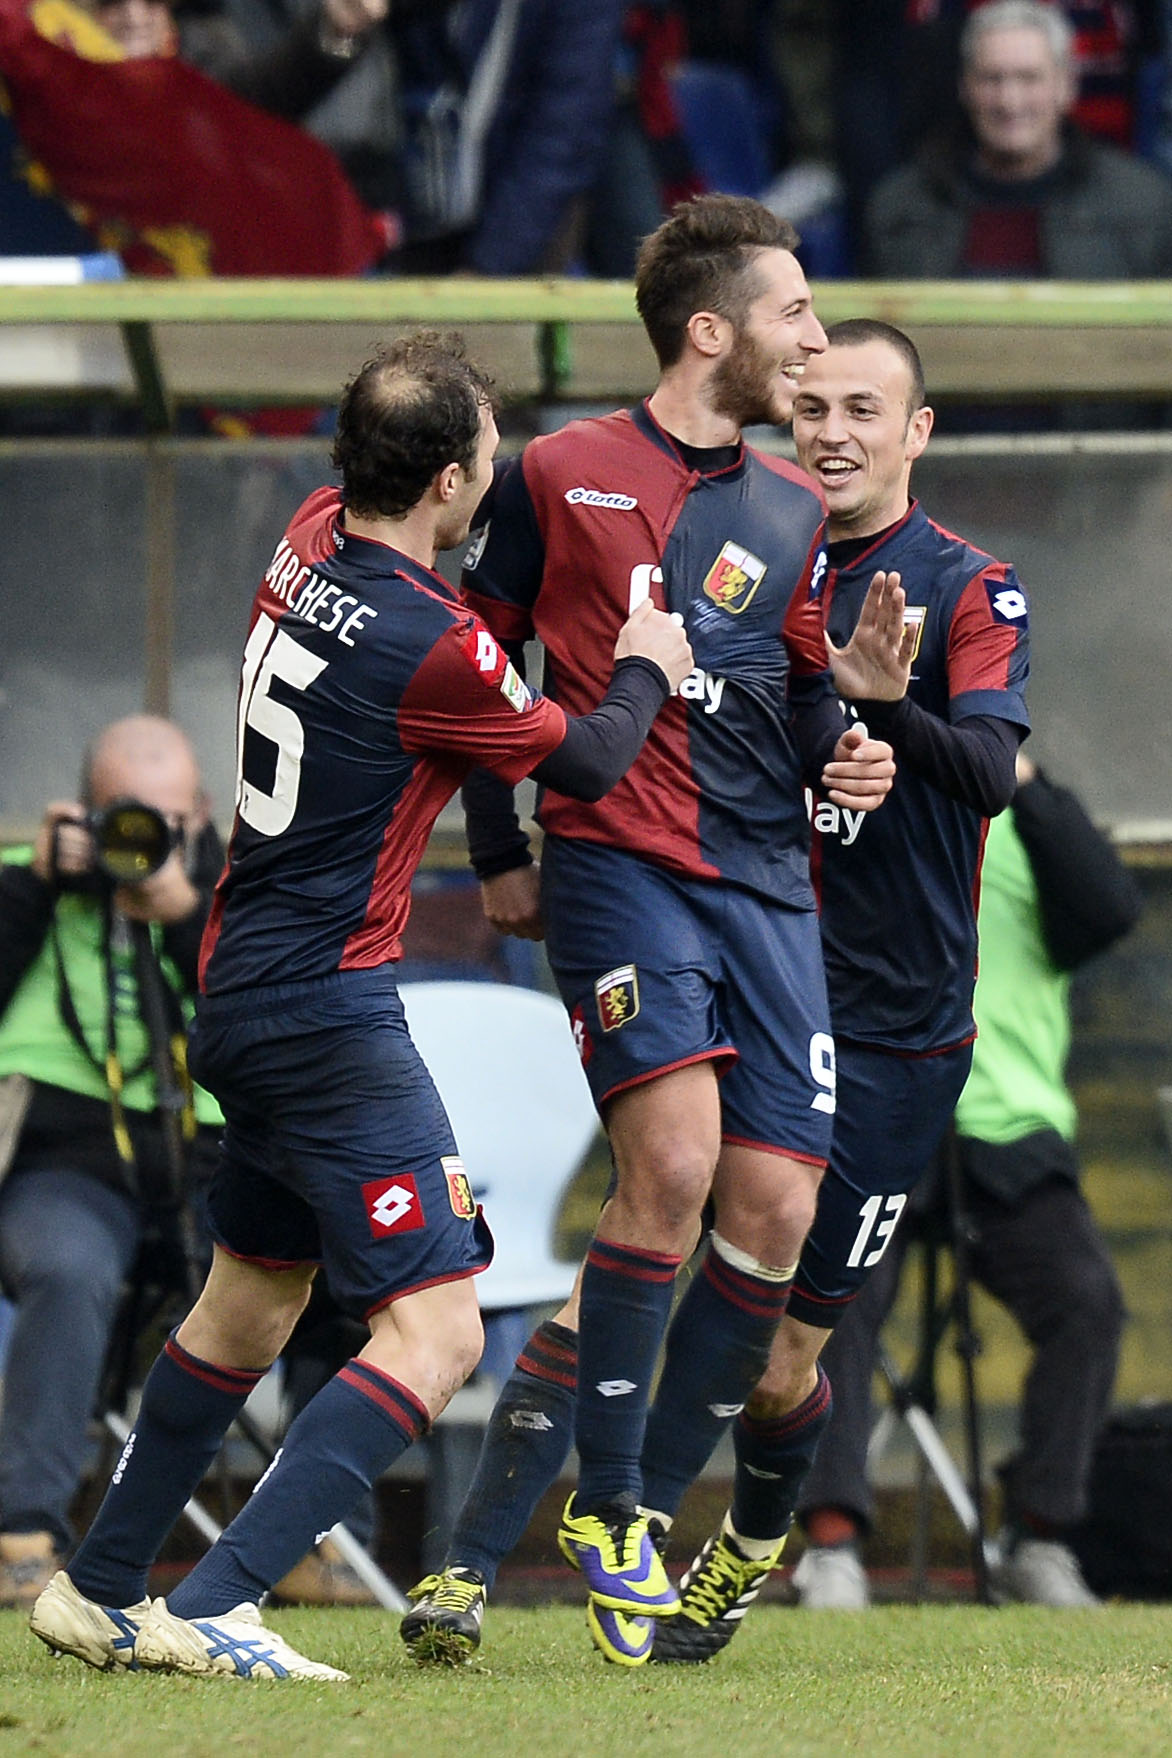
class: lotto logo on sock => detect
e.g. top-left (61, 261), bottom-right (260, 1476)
top-left (363, 1174), bottom-right (425, 1238)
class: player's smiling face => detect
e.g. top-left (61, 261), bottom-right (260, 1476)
top-left (710, 248), bottom-right (826, 429)
top-left (792, 338), bottom-right (933, 539)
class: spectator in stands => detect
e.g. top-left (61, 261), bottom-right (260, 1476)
top-left (863, 0), bottom-right (1172, 279)
top-left (793, 752), bottom-right (1142, 1610)
top-left (91, 0), bottom-right (389, 128)
top-left (0, 718), bottom-right (222, 1608)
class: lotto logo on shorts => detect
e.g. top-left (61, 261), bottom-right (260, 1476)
top-left (570, 1003), bottom-right (594, 1065)
top-left (442, 1155), bottom-right (477, 1220)
top-left (702, 541), bottom-right (767, 614)
top-left (362, 1174), bottom-right (426, 1239)
top-left (594, 965), bottom-right (640, 1033)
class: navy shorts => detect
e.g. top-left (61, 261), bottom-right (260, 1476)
top-left (188, 968), bottom-right (493, 1321)
top-left (787, 1038), bottom-right (973, 1329)
top-left (541, 836), bottom-right (834, 1166)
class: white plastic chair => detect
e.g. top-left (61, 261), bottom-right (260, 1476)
top-left (399, 980), bottom-right (600, 1569)
top-left (399, 980), bottom-right (598, 1315)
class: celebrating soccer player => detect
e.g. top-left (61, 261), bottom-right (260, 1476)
top-left (402, 197), bottom-right (897, 1667)
top-left (28, 330), bottom-right (693, 1682)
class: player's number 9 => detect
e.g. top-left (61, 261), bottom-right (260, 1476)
top-left (808, 1030), bottom-right (836, 1115)
top-left (235, 612), bottom-right (328, 837)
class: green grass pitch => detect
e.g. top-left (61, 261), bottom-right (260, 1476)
top-left (4, 1603), bottom-right (1172, 1758)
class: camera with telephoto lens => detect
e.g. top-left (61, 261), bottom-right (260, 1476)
top-left (54, 798), bottom-right (180, 887)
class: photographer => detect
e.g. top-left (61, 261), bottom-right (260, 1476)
top-left (0, 716), bottom-right (223, 1607)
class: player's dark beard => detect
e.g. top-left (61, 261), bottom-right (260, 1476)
top-left (709, 324), bottom-right (784, 430)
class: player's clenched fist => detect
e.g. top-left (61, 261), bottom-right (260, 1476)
top-left (614, 599), bottom-right (694, 692)
top-left (820, 725), bottom-right (896, 811)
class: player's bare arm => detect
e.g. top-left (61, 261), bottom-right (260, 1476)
top-left (820, 724), bottom-right (895, 811)
top-left (825, 570), bottom-right (917, 703)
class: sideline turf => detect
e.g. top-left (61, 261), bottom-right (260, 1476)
top-left (3, 1603), bottom-right (1171, 1757)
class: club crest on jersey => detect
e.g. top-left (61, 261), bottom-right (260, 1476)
top-left (442, 1155), bottom-right (477, 1220)
top-left (702, 542), bottom-right (767, 614)
top-left (595, 965), bottom-right (640, 1033)
top-left (902, 604), bottom-right (927, 663)
top-left (362, 1173), bottom-right (425, 1239)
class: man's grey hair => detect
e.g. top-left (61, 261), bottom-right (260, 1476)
top-left (960, 1), bottom-right (1076, 72)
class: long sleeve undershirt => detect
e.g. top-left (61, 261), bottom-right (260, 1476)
top-left (462, 655), bottom-right (669, 878)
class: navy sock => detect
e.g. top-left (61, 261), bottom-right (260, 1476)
top-left (168, 1358), bottom-right (428, 1616)
top-left (574, 1236), bottom-right (680, 1510)
top-left (449, 1319), bottom-right (578, 1590)
top-left (641, 1237), bottom-right (793, 1518)
top-left (730, 1365), bottom-right (833, 1542)
top-left (69, 1332), bottom-right (266, 1608)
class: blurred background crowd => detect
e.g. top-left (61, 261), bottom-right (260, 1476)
top-left (3, 0), bottom-right (1172, 286)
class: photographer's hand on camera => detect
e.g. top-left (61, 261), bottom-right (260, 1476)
top-left (31, 800), bottom-right (200, 926)
top-left (113, 852), bottom-right (201, 928)
top-left (31, 802), bottom-right (92, 886)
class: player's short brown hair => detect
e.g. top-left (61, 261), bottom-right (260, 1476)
top-left (634, 195), bottom-right (801, 370)
top-left (824, 318), bottom-right (927, 415)
top-left (333, 330), bottom-right (496, 519)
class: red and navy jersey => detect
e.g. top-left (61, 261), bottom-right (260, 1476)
top-left (462, 401), bottom-right (832, 908)
top-left (812, 501), bottom-right (1030, 1053)
top-left (200, 487), bottom-right (566, 994)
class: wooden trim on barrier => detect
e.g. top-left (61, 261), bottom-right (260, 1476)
top-left (0, 281), bottom-right (1170, 414)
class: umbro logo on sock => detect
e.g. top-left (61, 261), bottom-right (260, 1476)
top-left (596, 1379), bottom-right (638, 1397)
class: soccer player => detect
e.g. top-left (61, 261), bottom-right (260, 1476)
top-left (650, 318), bottom-right (1030, 1660)
top-left (402, 197), bottom-right (898, 1666)
top-left (27, 330), bottom-right (692, 1682)
top-left (402, 318), bottom-right (1029, 1667)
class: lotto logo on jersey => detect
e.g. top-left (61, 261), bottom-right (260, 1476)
top-left (570, 1003), bottom-right (594, 1066)
top-left (808, 548), bottom-right (828, 600)
top-left (565, 487), bottom-right (638, 510)
top-left (595, 965), bottom-right (640, 1033)
top-left (702, 542), bottom-right (767, 614)
top-left (462, 624), bottom-right (507, 686)
top-left (442, 1155), bottom-right (477, 1220)
top-left (987, 582), bottom-right (1028, 624)
top-left (902, 604), bottom-right (927, 662)
top-left (362, 1174), bottom-right (426, 1239)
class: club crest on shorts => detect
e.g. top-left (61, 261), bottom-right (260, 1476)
top-left (702, 541), bottom-right (767, 614)
top-left (594, 964), bottom-right (640, 1032)
top-left (362, 1173), bottom-right (425, 1238)
top-left (902, 604), bottom-right (927, 663)
top-left (442, 1155), bottom-right (476, 1220)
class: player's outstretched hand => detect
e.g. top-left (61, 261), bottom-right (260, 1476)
top-left (821, 726), bottom-right (895, 812)
top-left (825, 570), bottom-right (916, 702)
top-left (614, 600), bottom-right (694, 692)
top-left (480, 865), bottom-right (544, 940)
